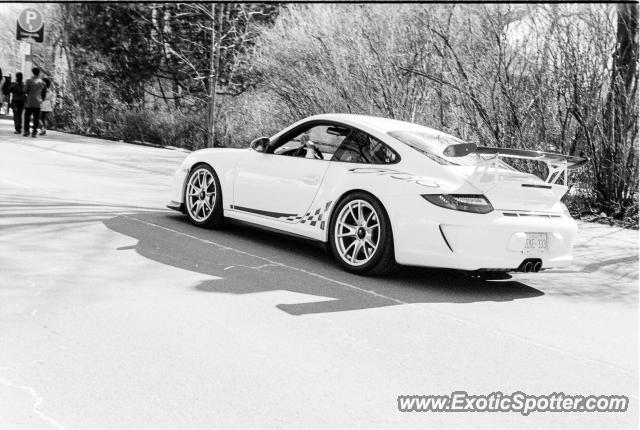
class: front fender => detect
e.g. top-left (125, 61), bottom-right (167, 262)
top-left (172, 148), bottom-right (248, 209)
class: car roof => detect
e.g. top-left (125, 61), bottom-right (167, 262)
top-left (305, 113), bottom-right (456, 138)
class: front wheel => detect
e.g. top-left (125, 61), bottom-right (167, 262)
top-left (328, 192), bottom-right (398, 275)
top-left (184, 164), bottom-right (224, 228)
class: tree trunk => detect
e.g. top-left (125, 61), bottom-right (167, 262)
top-left (600, 3), bottom-right (638, 214)
top-left (208, 3), bottom-right (217, 148)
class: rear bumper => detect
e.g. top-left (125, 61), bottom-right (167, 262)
top-left (438, 220), bottom-right (575, 271)
top-left (384, 195), bottom-right (577, 271)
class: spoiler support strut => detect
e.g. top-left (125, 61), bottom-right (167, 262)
top-left (443, 142), bottom-right (588, 185)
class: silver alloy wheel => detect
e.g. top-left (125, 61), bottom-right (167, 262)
top-left (186, 168), bottom-right (217, 222)
top-left (334, 199), bottom-right (380, 266)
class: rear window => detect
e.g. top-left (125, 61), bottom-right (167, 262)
top-left (388, 130), bottom-right (479, 166)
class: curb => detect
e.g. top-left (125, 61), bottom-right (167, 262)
top-left (0, 115), bottom-right (192, 153)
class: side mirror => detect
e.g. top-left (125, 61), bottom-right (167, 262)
top-left (250, 137), bottom-right (270, 153)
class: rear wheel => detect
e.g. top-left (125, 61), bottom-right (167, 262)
top-left (329, 192), bottom-right (398, 275)
top-left (184, 164), bottom-right (224, 228)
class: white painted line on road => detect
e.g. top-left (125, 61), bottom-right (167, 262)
top-left (0, 377), bottom-right (66, 430)
top-left (123, 215), bottom-right (638, 380)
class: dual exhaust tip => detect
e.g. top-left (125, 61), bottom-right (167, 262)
top-left (518, 259), bottom-right (542, 273)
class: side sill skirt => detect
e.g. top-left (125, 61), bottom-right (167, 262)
top-left (224, 214), bottom-right (326, 243)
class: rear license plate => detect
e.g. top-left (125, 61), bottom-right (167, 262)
top-left (523, 233), bottom-right (548, 253)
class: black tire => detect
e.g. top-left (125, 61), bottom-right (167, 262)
top-left (183, 163), bottom-right (224, 228)
top-left (328, 191), bottom-right (398, 275)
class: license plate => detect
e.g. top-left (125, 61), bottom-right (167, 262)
top-left (523, 233), bottom-right (548, 253)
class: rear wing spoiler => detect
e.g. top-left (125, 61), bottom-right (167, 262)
top-left (443, 142), bottom-right (589, 185)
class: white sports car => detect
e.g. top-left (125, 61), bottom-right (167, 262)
top-left (168, 114), bottom-right (586, 275)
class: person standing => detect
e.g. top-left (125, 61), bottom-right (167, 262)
top-left (0, 72), bottom-right (5, 115)
top-left (1, 75), bottom-right (11, 115)
top-left (23, 67), bottom-right (46, 137)
top-left (39, 78), bottom-right (53, 135)
top-left (8, 72), bottom-right (26, 134)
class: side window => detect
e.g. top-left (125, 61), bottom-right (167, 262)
top-left (273, 124), bottom-right (349, 160)
top-left (332, 130), bottom-right (399, 164)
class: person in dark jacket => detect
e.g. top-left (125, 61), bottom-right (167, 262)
top-left (23, 67), bottom-right (46, 137)
top-left (9, 72), bottom-right (26, 134)
top-left (0, 68), bottom-right (5, 115)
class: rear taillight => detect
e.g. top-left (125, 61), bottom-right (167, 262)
top-left (422, 194), bottom-right (494, 214)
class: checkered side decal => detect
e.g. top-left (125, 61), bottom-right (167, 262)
top-left (278, 200), bottom-right (333, 230)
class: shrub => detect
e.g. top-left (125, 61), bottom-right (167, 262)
top-left (53, 97), bottom-right (209, 150)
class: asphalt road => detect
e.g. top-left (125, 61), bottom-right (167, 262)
top-left (0, 119), bottom-right (637, 429)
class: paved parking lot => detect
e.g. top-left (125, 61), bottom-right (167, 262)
top-left (0, 119), bottom-right (637, 429)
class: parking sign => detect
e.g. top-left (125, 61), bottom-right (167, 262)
top-left (16, 8), bottom-right (44, 42)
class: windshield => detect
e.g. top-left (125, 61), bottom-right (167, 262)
top-left (388, 130), bottom-right (480, 166)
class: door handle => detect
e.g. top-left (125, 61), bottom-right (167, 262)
top-left (302, 175), bottom-right (320, 185)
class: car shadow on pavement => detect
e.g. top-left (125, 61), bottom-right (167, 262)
top-left (103, 212), bottom-right (544, 315)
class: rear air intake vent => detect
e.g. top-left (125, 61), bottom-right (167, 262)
top-left (521, 184), bottom-right (552, 189)
top-left (502, 212), bottom-right (561, 218)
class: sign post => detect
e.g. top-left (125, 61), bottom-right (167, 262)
top-left (16, 8), bottom-right (44, 77)
top-left (20, 43), bottom-right (32, 78)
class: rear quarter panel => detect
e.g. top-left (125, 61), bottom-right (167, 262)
top-left (312, 159), bottom-right (477, 242)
